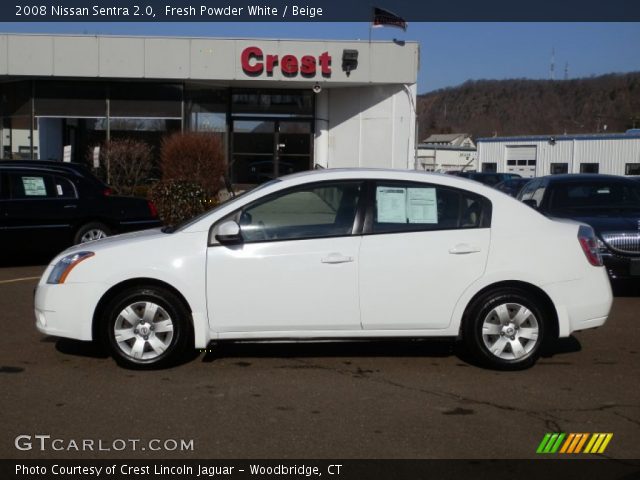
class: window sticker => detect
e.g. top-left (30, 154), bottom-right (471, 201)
top-left (376, 186), bottom-right (439, 224)
top-left (376, 187), bottom-right (407, 223)
top-left (22, 177), bottom-right (47, 196)
top-left (56, 184), bottom-right (63, 196)
top-left (407, 188), bottom-right (438, 224)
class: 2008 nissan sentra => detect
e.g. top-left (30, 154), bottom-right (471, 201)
top-left (34, 169), bottom-right (613, 370)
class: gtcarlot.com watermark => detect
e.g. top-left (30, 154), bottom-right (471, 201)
top-left (15, 435), bottom-right (194, 452)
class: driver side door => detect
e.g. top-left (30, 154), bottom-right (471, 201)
top-left (206, 180), bottom-right (364, 334)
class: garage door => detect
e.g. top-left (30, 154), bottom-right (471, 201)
top-left (506, 146), bottom-right (537, 178)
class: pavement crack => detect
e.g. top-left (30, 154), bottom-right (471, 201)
top-left (289, 357), bottom-right (567, 431)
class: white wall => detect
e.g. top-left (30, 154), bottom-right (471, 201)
top-left (322, 84), bottom-right (416, 170)
top-left (478, 137), bottom-right (640, 176)
top-left (416, 148), bottom-right (477, 172)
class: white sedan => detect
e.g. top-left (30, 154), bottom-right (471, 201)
top-left (34, 169), bottom-right (613, 370)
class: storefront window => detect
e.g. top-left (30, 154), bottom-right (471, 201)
top-left (232, 89), bottom-right (313, 116)
top-left (110, 82), bottom-right (182, 118)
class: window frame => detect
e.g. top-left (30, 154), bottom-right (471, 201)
top-left (362, 179), bottom-right (492, 235)
top-left (208, 179), bottom-right (367, 246)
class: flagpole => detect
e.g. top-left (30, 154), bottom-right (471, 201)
top-left (368, 5), bottom-right (372, 43)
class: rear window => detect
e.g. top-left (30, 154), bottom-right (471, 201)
top-left (548, 180), bottom-right (640, 211)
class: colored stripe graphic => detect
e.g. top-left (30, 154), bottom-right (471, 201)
top-left (536, 433), bottom-right (552, 453)
top-left (537, 433), bottom-right (613, 454)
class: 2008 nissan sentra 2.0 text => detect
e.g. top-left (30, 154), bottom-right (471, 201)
top-left (34, 169), bottom-right (613, 370)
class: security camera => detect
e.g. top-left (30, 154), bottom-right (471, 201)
top-left (312, 83), bottom-right (322, 94)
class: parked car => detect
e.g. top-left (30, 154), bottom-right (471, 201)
top-left (517, 174), bottom-right (640, 282)
top-left (495, 177), bottom-right (532, 197)
top-left (457, 171), bottom-right (522, 187)
top-left (0, 161), bottom-right (161, 255)
top-left (35, 169), bottom-right (612, 370)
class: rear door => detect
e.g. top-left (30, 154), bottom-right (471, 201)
top-left (3, 170), bottom-right (79, 249)
top-left (359, 180), bottom-right (491, 330)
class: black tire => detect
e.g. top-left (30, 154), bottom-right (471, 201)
top-left (462, 288), bottom-right (550, 370)
top-left (100, 286), bottom-right (192, 369)
top-left (74, 222), bottom-right (112, 244)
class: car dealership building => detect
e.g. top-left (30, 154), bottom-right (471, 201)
top-left (0, 34), bottom-right (419, 184)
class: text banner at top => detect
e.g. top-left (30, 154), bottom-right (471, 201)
top-left (3, 0), bottom-right (640, 22)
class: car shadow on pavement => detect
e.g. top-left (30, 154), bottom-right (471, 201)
top-left (54, 338), bottom-right (109, 359)
top-left (202, 339), bottom-right (457, 363)
top-left (50, 336), bottom-right (582, 369)
top-left (53, 338), bottom-right (201, 369)
top-left (202, 336), bottom-right (583, 369)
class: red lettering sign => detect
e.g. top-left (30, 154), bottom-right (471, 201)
top-left (240, 47), bottom-right (331, 77)
top-left (240, 46), bottom-right (263, 75)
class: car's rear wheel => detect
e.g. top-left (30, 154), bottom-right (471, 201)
top-left (101, 286), bottom-right (191, 369)
top-left (75, 222), bottom-right (111, 244)
top-left (462, 288), bottom-right (548, 370)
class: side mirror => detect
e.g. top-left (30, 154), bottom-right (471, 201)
top-left (215, 220), bottom-right (243, 245)
top-left (522, 199), bottom-right (538, 209)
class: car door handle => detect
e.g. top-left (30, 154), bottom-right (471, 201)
top-left (321, 253), bottom-right (354, 264)
top-left (449, 244), bottom-right (481, 255)
top-left (63, 204), bottom-right (77, 209)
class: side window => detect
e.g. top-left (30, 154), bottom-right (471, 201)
top-left (8, 173), bottom-right (53, 199)
top-left (238, 181), bottom-right (363, 242)
top-left (372, 182), bottom-right (490, 234)
top-left (518, 179), bottom-right (540, 201)
top-left (531, 179), bottom-right (547, 206)
top-left (52, 175), bottom-right (77, 199)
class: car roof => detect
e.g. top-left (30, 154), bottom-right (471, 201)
top-left (541, 173), bottom-right (637, 183)
top-left (0, 160), bottom-right (97, 180)
top-left (0, 160), bottom-right (88, 170)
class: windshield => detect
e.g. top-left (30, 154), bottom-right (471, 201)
top-left (548, 180), bottom-right (640, 213)
top-left (166, 179), bottom-right (281, 233)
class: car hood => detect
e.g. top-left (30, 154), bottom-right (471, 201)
top-left (549, 212), bottom-right (640, 235)
top-left (55, 228), bottom-right (166, 259)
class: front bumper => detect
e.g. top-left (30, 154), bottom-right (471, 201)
top-left (34, 280), bottom-right (106, 341)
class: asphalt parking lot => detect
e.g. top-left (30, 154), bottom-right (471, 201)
top-left (1, 264), bottom-right (639, 460)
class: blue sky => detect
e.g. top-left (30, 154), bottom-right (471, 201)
top-left (1, 22), bottom-right (639, 93)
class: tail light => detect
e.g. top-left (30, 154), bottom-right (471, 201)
top-left (147, 200), bottom-right (159, 218)
top-left (102, 187), bottom-right (113, 196)
top-left (578, 225), bottom-right (603, 267)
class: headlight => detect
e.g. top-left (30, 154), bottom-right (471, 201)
top-left (47, 252), bottom-right (95, 284)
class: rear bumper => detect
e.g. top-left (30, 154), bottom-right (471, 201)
top-left (543, 266), bottom-right (613, 337)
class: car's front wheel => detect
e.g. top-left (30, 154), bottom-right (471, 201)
top-left (101, 286), bottom-right (191, 369)
top-left (462, 288), bottom-right (550, 370)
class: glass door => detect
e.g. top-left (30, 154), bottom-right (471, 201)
top-left (231, 119), bottom-right (312, 184)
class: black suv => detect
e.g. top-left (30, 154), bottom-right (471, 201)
top-left (517, 174), bottom-right (640, 281)
top-left (0, 161), bottom-right (161, 254)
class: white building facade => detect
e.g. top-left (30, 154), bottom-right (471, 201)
top-left (0, 34), bottom-right (419, 184)
top-left (477, 132), bottom-right (640, 178)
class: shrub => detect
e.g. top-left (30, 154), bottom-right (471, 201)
top-left (160, 132), bottom-right (226, 197)
top-left (149, 180), bottom-right (213, 225)
top-left (87, 139), bottom-right (153, 196)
